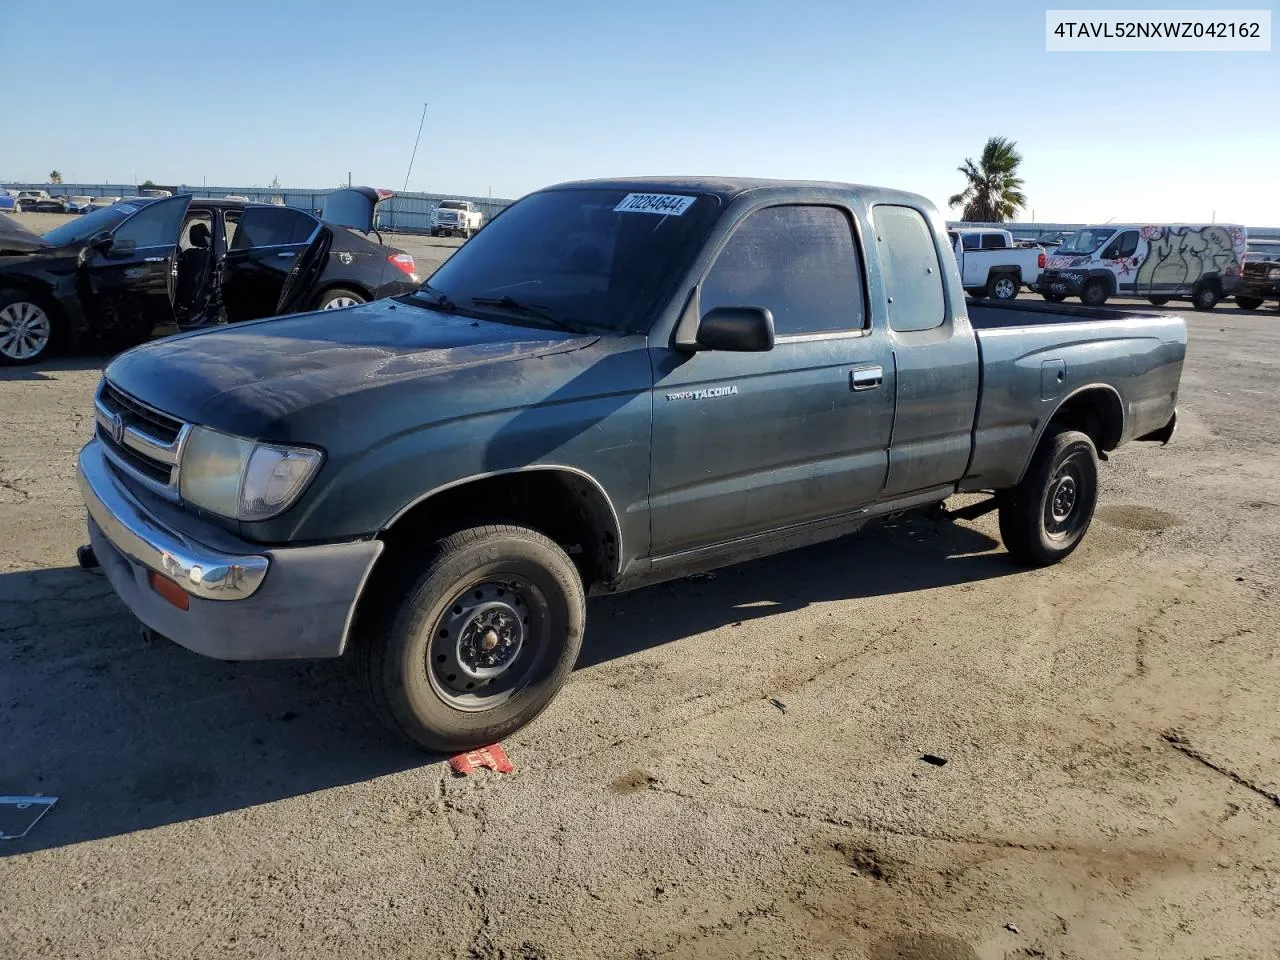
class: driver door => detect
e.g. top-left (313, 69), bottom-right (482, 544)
top-left (221, 206), bottom-right (325, 321)
top-left (85, 195), bottom-right (192, 337)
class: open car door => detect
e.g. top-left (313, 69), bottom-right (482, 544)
top-left (319, 187), bottom-right (392, 235)
top-left (222, 206), bottom-right (326, 321)
top-left (85, 195), bottom-right (191, 345)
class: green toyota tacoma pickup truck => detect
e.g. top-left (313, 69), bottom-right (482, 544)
top-left (77, 177), bottom-right (1185, 751)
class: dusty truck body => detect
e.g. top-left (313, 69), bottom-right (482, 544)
top-left (76, 177), bottom-right (1185, 751)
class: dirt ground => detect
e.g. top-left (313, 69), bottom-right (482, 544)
top-left (1, 217), bottom-right (1279, 958)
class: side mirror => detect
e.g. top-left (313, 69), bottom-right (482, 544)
top-left (89, 231), bottom-right (113, 252)
top-left (105, 238), bottom-right (137, 258)
top-left (695, 306), bottom-right (775, 352)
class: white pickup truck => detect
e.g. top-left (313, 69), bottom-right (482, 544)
top-left (948, 227), bottom-right (1046, 301)
top-left (430, 199), bottom-right (484, 239)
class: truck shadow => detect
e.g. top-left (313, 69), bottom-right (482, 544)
top-left (0, 516), bottom-right (1007, 856)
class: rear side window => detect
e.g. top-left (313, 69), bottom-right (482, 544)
top-left (229, 207), bottom-right (317, 250)
top-left (874, 205), bottom-right (946, 332)
top-left (113, 197), bottom-right (188, 248)
top-left (980, 233), bottom-right (1008, 249)
top-left (961, 233), bottom-right (981, 250)
top-left (701, 205), bottom-right (866, 336)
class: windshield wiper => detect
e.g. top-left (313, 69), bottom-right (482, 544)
top-left (415, 284), bottom-right (457, 312)
top-left (468, 296), bottom-right (587, 334)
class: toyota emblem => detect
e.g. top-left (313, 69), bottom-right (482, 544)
top-left (109, 412), bottom-right (125, 445)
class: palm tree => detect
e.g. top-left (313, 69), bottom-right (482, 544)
top-left (948, 137), bottom-right (1027, 223)
top-left (49, 170), bottom-right (63, 184)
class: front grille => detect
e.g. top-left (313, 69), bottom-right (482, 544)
top-left (1243, 262), bottom-right (1273, 278)
top-left (95, 381), bottom-right (189, 497)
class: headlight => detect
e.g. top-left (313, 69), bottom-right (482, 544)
top-left (179, 426), bottom-right (323, 521)
top-left (1269, 268), bottom-right (1280, 280)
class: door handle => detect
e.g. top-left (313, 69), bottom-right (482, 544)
top-left (277, 251), bottom-right (297, 259)
top-left (850, 365), bottom-right (883, 391)
top-left (143, 256), bottom-right (165, 263)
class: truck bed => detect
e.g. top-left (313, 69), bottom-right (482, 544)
top-left (966, 298), bottom-right (1159, 329)
top-left (961, 299), bottom-right (1187, 491)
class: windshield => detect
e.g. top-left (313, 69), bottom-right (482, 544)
top-left (439, 201), bottom-right (466, 210)
top-left (421, 187), bottom-right (721, 333)
top-left (41, 205), bottom-right (134, 246)
top-left (1055, 228), bottom-right (1116, 256)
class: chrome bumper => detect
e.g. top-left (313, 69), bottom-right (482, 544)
top-left (79, 438), bottom-right (268, 600)
top-left (77, 440), bottom-right (383, 660)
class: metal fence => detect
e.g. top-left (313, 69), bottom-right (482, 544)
top-left (8, 184), bottom-right (1279, 241)
top-left (1, 182), bottom-right (515, 234)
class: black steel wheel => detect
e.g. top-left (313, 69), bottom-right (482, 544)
top-left (357, 524), bottom-right (585, 752)
top-left (1080, 279), bottom-right (1109, 307)
top-left (998, 428), bottom-right (1099, 567)
top-left (1235, 296), bottom-right (1263, 311)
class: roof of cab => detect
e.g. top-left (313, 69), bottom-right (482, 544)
top-left (543, 176), bottom-right (936, 209)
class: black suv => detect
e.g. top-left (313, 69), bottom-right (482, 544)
top-left (1236, 239), bottom-right (1280, 311)
top-left (0, 188), bottom-right (422, 364)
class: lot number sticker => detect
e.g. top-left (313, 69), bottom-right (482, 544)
top-left (614, 193), bottom-right (696, 216)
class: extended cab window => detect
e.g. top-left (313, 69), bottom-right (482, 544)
top-left (961, 233), bottom-right (981, 251)
top-left (874, 205), bottom-right (946, 332)
top-left (229, 207), bottom-right (317, 250)
top-left (113, 197), bottom-right (188, 248)
top-left (980, 233), bottom-right (1008, 249)
top-left (701, 205), bottom-right (866, 336)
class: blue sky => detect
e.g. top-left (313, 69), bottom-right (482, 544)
top-left (3, 0), bottom-right (1277, 223)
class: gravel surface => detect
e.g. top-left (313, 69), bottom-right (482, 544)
top-left (1, 217), bottom-right (1279, 959)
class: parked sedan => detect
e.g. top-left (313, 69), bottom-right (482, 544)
top-left (0, 188), bottom-right (421, 364)
top-left (66, 196), bottom-right (95, 214)
top-left (89, 196), bottom-right (122, 210)
top-left (15, 190), bottom-right (66, 213)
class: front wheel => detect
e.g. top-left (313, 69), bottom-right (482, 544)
top-left (356, 524), bottom-right (586, 753)
top-left (1041, 291), bottom-right (1067, 303)
top-left (1235, 296), bottom-right (1263, 311)
top-left (1081, 279), bottom-right (1109, 307)
top-left (317, 287), bottom-right (367, 310)
top-left (998, 428), bottom-right (1099, 567)
top-left (0, 291), bottom-right (57, 365)
top-left (1147, 296), bottom-right (1170, 306)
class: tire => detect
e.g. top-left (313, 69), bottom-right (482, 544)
top-left (1192, 283), bottom-right (1220, 312)
top-left (462, 228), bottom-right (472, 241)
top-left (0, 290), bottom-right (58, 365)
top-left (1235, 296), bottom-right (1263, 311)
top-left (1147, 296), bottom-right (1170, 306)
top-left (317, 287), bottom-right (367, 311)
top-left (1041, 291), bottom-right (1068, 303)
top-left (987, 273), bottom-right (1020, 301)
top-left (998, 429), bottom-right (1099, 567)
top-left (430, 228), bottom-right (439, 237)
top-left (356, 524), bottom-right (586, 753)
top-left (965, 289), bottom-right (987, 299)
top-left (1080, 278), bottom-right (1109, 307)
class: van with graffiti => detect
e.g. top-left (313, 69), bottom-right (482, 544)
top-left (1034, 223), bottom-right (1246, 310)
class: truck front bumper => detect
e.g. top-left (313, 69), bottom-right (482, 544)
top-left (1238, 278), bottom-right (1280, 299)
top-left (78, 440), bottom-right (382, 661)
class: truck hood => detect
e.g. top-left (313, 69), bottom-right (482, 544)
top-left (105, 298), bottom-right (598, 434)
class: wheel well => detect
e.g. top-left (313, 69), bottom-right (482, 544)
top-left (369, 470), bottom-right (620, 594)
top-left (1048, 387), bottom-right (1124, 453)
top-left (312, 280), bottom-right (372, 308)
top-left (0, 280), bottom-right (67, 328)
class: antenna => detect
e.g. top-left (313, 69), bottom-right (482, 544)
top-left (373, 102), bottom-right (430, 300)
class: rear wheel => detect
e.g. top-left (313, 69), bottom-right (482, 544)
top-left (1147, 296), bottom-right (1170, 306)
top-left (987, 273), bottom-right (1020, 301)
top-left (317, 287), bottom-right (366, 310)
top-left (0, 291), bottom-right (57, 365)
top-left (356, 524), bottom-right (586, 753)
top-left (1192, 282), bottom-right (1220, 311)
top-left (1235, 296), bottom-right (1263, 311)
top-left (1081, 279), bottom-right (1109, 307)
top-left (999, 428), bottom-right (1099, 567)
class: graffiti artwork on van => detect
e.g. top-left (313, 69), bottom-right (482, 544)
top-left (1135, 225), bottom-right (1246, 295)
